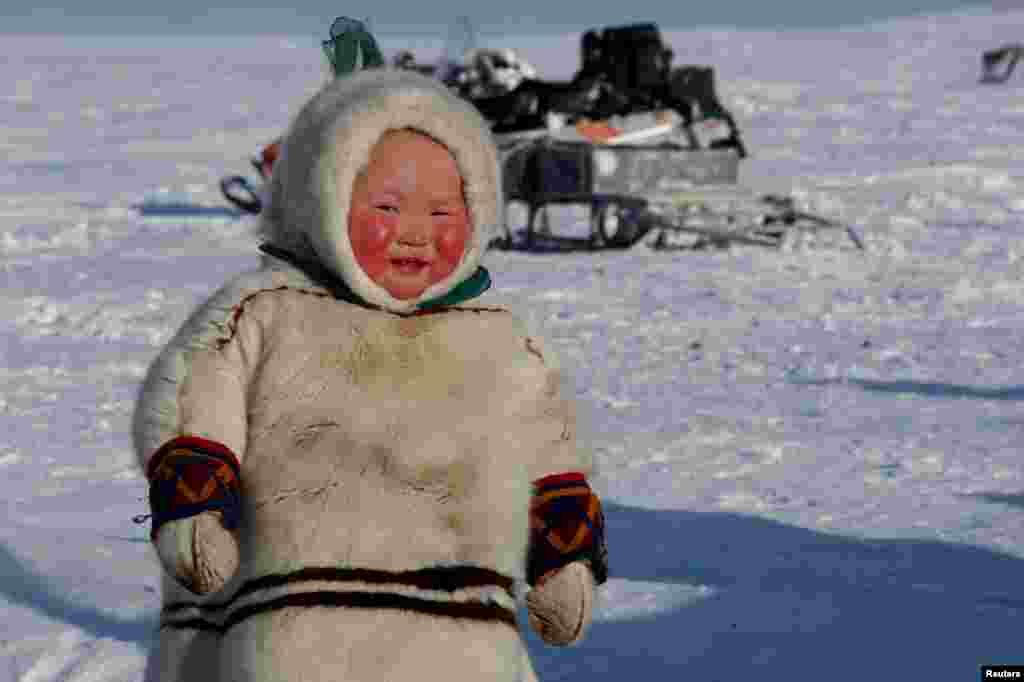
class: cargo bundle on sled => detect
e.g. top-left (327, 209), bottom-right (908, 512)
top-left (471, 22), bottom-right (862, 252)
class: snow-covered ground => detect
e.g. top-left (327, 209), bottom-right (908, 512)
top-left (3, 7), bottom-right (1024, 679)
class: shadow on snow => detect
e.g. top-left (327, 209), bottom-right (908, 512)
top-left (1, 503), bottom-right (1021, 674)
top-left (0, 541), bottom-right (156, 647)
top-left (524, 501), bottom-right (1024, 680)
top-left (788, 375), bottom-right (1024, 401)
top-left (970, 492), bottom-right (1024, 512)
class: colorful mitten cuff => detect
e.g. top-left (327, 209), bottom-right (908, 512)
top-left (527, 472), bottom-right (608, 586)
top-left (146, 435), bottom-right (242, 541)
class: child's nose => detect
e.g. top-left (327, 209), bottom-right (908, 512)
top-left (396, 214), bottom-right (431, 245)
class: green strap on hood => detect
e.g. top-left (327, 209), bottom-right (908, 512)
top-left (417, 267), bottom-right (492, 310)
top-left (258, 243), bottom-right (491, 313)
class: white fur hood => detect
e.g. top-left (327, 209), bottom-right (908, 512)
top-left (257, 69), bottom-right (502, 315)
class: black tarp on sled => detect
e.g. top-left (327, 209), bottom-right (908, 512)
top-left (445, 22), bottom-right (747, 158)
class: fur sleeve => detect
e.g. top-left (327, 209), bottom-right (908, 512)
top-left (508, 317), bottom-right (607, 585)
top-left (511, 317), bottom-right (593, 482)
top-left (131, 272), bottom-right (272, 472)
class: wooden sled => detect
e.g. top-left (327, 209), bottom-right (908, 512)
top-left (495, 126), bottom-right (864, 252)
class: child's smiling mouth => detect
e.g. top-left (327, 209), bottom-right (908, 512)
top-left (390, 256), bottom-right (430, 274)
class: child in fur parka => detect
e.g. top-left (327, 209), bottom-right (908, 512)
top-left (132, 68), bottom-right (608, 682)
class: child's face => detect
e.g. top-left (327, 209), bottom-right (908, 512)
top-left (347, 129), bottom-right (470, 301)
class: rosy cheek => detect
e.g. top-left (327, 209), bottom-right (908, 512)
top-left (349, 208), bottom-right (397, 277)
top-left (434, 219), bottom-right (470, 275)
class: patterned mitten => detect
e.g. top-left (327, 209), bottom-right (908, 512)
top-left (147, 436), bottom-right (243, 594)
top-left (526, 472), bottom-right (608, 646)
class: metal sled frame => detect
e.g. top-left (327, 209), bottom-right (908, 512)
top-left (497, 135), bottom-right (864, 251)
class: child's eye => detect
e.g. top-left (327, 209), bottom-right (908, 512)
top-left (374, 204), bottom-right (399, 213)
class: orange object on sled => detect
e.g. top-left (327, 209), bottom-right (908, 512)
top-left (574, 119), bottom-right (622, 143)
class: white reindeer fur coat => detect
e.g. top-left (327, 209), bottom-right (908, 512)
top-left (132, 69), bottom-right (591, 681)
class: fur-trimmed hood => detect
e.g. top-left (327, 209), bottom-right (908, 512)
top-left (257, 69), bottom-right (502, 315)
